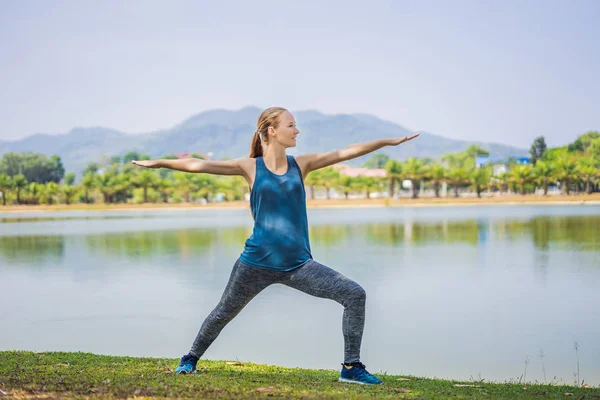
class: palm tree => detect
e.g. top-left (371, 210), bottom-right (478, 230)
top-left (403, 158), bottom-right (426, 199)
top-left (95, 172), bottom-right (116, 203)
top-left (441, 152), bottom-right (462, 169)
top-left (533, 161), bottom-right (554, 195)
top-left (174, 172), bottom-right (197, 203)
top-left (446, 168), bottom-right (469, 198)
top-left (61, 184), bottom-right (79, 205)
top-left (81, 173), bottom-right (96, 204)
top-left (44, 182), bottom-right (59, 204)
top-left (337, 175), bottom-right (354, 199)
top-left (115, 173), bottom-right (133, 203)
top-left (304, 169), bottom-right (322, 200)
top-left (576, 158), bottom-right (598, 194)
top-left (13, 174), bottom-right (28, 205)
top-left (60, 171), bottom-right (78, 205)
top-left (384, 160), bottom-right (403, 198)
top-left (157, 178), bottom-right (173, 203)
top-left (216, 176), bottom-right (246, 202)
top-left (350, 177), bottom-right (367, 198)
top-left (0, 174), bottom-right (12, 205)
top-left (470, 167), bottom-right (491, 198)
top-left (428, 164), bottom-right (446, 198)
top-left (355, 177), bottom-right (383, 199)
top-left (319, 167), bottom-right (341, 199)
top-left (509, 164), bottom-right (534, 195)
top-left (132, 170), bottom-right (159, 203)
top-left (554, 157), bottom-right (578, 195)
top-left (494, 172), bottom-right (510, 194)
top-left (194, 174), bottom-right (218, 203)
top-left (231, 176), bottom-right (249, 200)
top-left (28, 182), bottom-right (42, 204)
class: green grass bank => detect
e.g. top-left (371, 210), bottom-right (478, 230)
top-left (0, 352), bottom-right (598, 399)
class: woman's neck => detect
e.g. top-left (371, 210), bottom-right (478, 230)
top-left (262, 144), bottom-right (288, 171)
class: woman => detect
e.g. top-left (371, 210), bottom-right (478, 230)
top-left (133, 107), bottom-right (418, 385)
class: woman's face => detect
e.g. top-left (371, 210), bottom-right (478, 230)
top-left (271, 111), bottom-right (299, 148)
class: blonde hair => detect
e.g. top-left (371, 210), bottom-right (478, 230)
top-left (250, 107), bottom-right (288, 158)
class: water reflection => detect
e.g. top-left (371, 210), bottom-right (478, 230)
top-left (365, 220), bottom-right (482, 245)
top-left (309, 225), bottom-right (351, 246)
top-left (363, 216), bottom-right (600, 251)
top-left (1, 215), bottom-right (599, 266)
top-left (0, 235), bottom-right (64, 264)
top-left (85, 229), bottom-right (218, 259)
top-left (515, 216), bottom-right (600, 251)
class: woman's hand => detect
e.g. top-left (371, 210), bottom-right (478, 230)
top-left (389, 133), bottom-right (420, 146)
top-left (131, 160), bottom-right (159, 168)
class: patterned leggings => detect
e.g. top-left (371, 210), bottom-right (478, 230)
top-left (189, 258), bottom-right (366, 363)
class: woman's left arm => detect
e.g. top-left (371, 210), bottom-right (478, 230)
top-left (295, 134), bottom-right (419, 177)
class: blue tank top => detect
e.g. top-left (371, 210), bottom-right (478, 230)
top-left (239, 155), bottom-right (312, 271)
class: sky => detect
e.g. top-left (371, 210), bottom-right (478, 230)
top-left (1, 0), bottom-right (599, 148)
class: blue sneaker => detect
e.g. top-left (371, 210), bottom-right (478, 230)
top-left (174, 354), bottom-right (198, 374)
top-left (339, 362), bottom-right (383, 385)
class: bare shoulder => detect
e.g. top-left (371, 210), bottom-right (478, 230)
top-left (294, 152), bottom-right (341, 177)
top-left (234, 157), bottom-right (257, 186)
top-left (293, 153), bottom-right (312, 165)
top-left (293, 153), bottom-right (316, 177)
top-left (235, 157), bottom-right (256, 172)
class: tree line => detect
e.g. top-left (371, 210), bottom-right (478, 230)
top-left (0, 132), bottom-right (599, 206)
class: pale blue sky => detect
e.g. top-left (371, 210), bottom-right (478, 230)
top-left (1, 0), bottom-right (598, 147)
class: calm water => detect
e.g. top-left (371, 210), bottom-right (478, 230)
top-left (1, 205), bottom-right (599, 385)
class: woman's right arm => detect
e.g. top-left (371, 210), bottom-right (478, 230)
top-left (132, 158), bottom-right (250, 176)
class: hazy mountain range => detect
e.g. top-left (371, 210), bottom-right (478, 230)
top-left (0, 106), bottom-right (528, 176)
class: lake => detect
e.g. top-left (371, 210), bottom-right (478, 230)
top-left (1, 205), bottom-right (599, 385)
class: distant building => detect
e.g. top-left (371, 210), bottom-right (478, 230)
top-left (333, 164), bottom-right (387, 178)
top-left (475, 156), bottom-right (531, 177)
top-left (475, 156), bottom-right (530, 168)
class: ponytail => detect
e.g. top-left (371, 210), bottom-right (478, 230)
top-left (250, 131), bottom-right (263, 158)
top-left (249, 107), bottom-right (288, 158)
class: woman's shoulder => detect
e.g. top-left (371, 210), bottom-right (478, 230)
top-left (233, 157), bottom-right (258, 176)
top-left (237, 157), bottom-right (258, 166)
top-left (289, 154), bottom-right (310, 176)
top-left (287, 154), bottom-right (301, 166)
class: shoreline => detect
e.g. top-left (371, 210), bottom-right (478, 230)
top-left (0, 351), bottom-right (597, 398)
top-left (1, 194), bottom-right (600, 213)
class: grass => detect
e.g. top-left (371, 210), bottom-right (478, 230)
top-left (0, 352), bottom-right (598, 399)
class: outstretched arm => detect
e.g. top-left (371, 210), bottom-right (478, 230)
top-left (295, 134), bottom-right (419, 177)
top-left (132, 158), bottom-right (249, 176)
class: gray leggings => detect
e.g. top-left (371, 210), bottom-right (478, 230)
top-left (190, 259), bottom-right (366, 363)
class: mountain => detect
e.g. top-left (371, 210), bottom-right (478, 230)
top-left (0, 106), bottom-right (528, 176)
